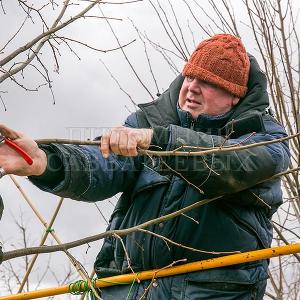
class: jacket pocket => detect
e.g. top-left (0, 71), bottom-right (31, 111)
top-left (182, 280), bottom-right (259, 300)
top-left (182, 265), bottom-right (268, 300)
top-left (130, 167), bottom-right (170, 198)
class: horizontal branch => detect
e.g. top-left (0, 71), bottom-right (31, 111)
top-left (139, 132), bottom-right (300, 157)
top-left (52, 36), bottom-right (136, 53)
top-left (35, 132), bottom-right (300, 157)
top-left (2, 197), bottom-right (220, 261)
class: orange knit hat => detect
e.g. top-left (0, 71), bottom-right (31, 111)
top-left (182, 34), bottom-right (250, 97)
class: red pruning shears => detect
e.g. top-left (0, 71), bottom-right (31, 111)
top-left (0, 136), bottom-right (33, 165)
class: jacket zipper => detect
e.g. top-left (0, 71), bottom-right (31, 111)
top-left (190, 119), bottom-right (195, 130)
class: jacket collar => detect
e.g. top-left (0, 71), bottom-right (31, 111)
top-left (176, 103), bottom-right (235, 131)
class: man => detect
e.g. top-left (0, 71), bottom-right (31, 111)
top-left (0, 34), bottom-right (290, 299)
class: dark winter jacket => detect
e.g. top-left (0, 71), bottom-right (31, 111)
top-left (0, 195), bottom-right (3, 264)
top-left (30, 55), bottom-right (290, 298)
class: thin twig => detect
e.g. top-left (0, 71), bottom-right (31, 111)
top-left (138, 258), bottom-right (187, 299)
top-left (138, 228), bottom-right (240, 255)
top-left (113, 233), bottom-right (140, 282)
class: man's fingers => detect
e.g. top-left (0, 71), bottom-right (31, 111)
top-left (127, 133), bottom-right (138, 156)
top-left (118, 131), bottom-right (131, 156)
top-left (100, 127), bottom-right (152, 158)
top-left (0, 124), bottom-right (23, 140)
top-left (112, 129), bottom-right (138, 156)
top-left (100, 131), bottom-right (111, 158)
top-left (110, 130), bottom-right (122, 155)
top-left (0, 124), bottom-right (22, 140)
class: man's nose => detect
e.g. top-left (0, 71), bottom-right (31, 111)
top-left (188, 79), bottom-right (201, 94)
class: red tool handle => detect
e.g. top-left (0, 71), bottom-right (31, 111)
top-left (4, 138), bottom-right (33, 165)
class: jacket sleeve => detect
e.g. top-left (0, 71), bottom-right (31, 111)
top-left (151, 115), bottom-right (290, 197)
top-left (29, 113), bottom-right (143, 202)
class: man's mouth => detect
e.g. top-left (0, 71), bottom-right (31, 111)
top-left (187, 98), bottom-right (200, 105)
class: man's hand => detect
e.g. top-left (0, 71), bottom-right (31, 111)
top-left (0, 124), bottom-right (47, 177)
top-left (100, 127), bottom-right (153, 158)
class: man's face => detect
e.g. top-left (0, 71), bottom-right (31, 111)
top-left (178, 76), bottom-right (239, 119)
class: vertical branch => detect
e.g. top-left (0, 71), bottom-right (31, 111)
top-left (208, 0), bottom-right (239, 36)
top-left (168, 0), bottom-right (190, 57)
top-left (148, 0), bottom-right (188, 60)
top-left (17, 198), bottom-right (64, 293)
top-left (9, 176), bottom-right (89, 282)
top-left (181, 0), bottom-right (212, 36)
top-left (99, 6), bottom-right (155, 100)
top-left (155, 0), bottom-right (189, 60)
top-left (129, 19), bottom-right (161, 96)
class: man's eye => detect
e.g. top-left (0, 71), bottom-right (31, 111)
top-left (202, 80), bottom-right (216, 88)
top-left (201, 80), bottom-right (211, 86)
top-left (186, 76), bottom-right (194, 82)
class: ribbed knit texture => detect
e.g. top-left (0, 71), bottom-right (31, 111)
top-left (183, 34), bottom-right (250, 97)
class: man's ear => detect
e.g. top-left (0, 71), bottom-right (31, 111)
top-left (232, 97), bottom-right (240, 106)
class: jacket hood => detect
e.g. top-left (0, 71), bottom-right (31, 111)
top-left (231, 54), bottom-right (269, 119)
top-left (138, 54), bottom-right (269, 127)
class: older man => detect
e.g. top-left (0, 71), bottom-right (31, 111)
top-left (0, 34), bottom-right (289, 299)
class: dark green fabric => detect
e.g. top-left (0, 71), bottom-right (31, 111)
top-left (30, 148), bottom-right (64, 187)
top-left (0, 195), bottom-right (3, 264)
